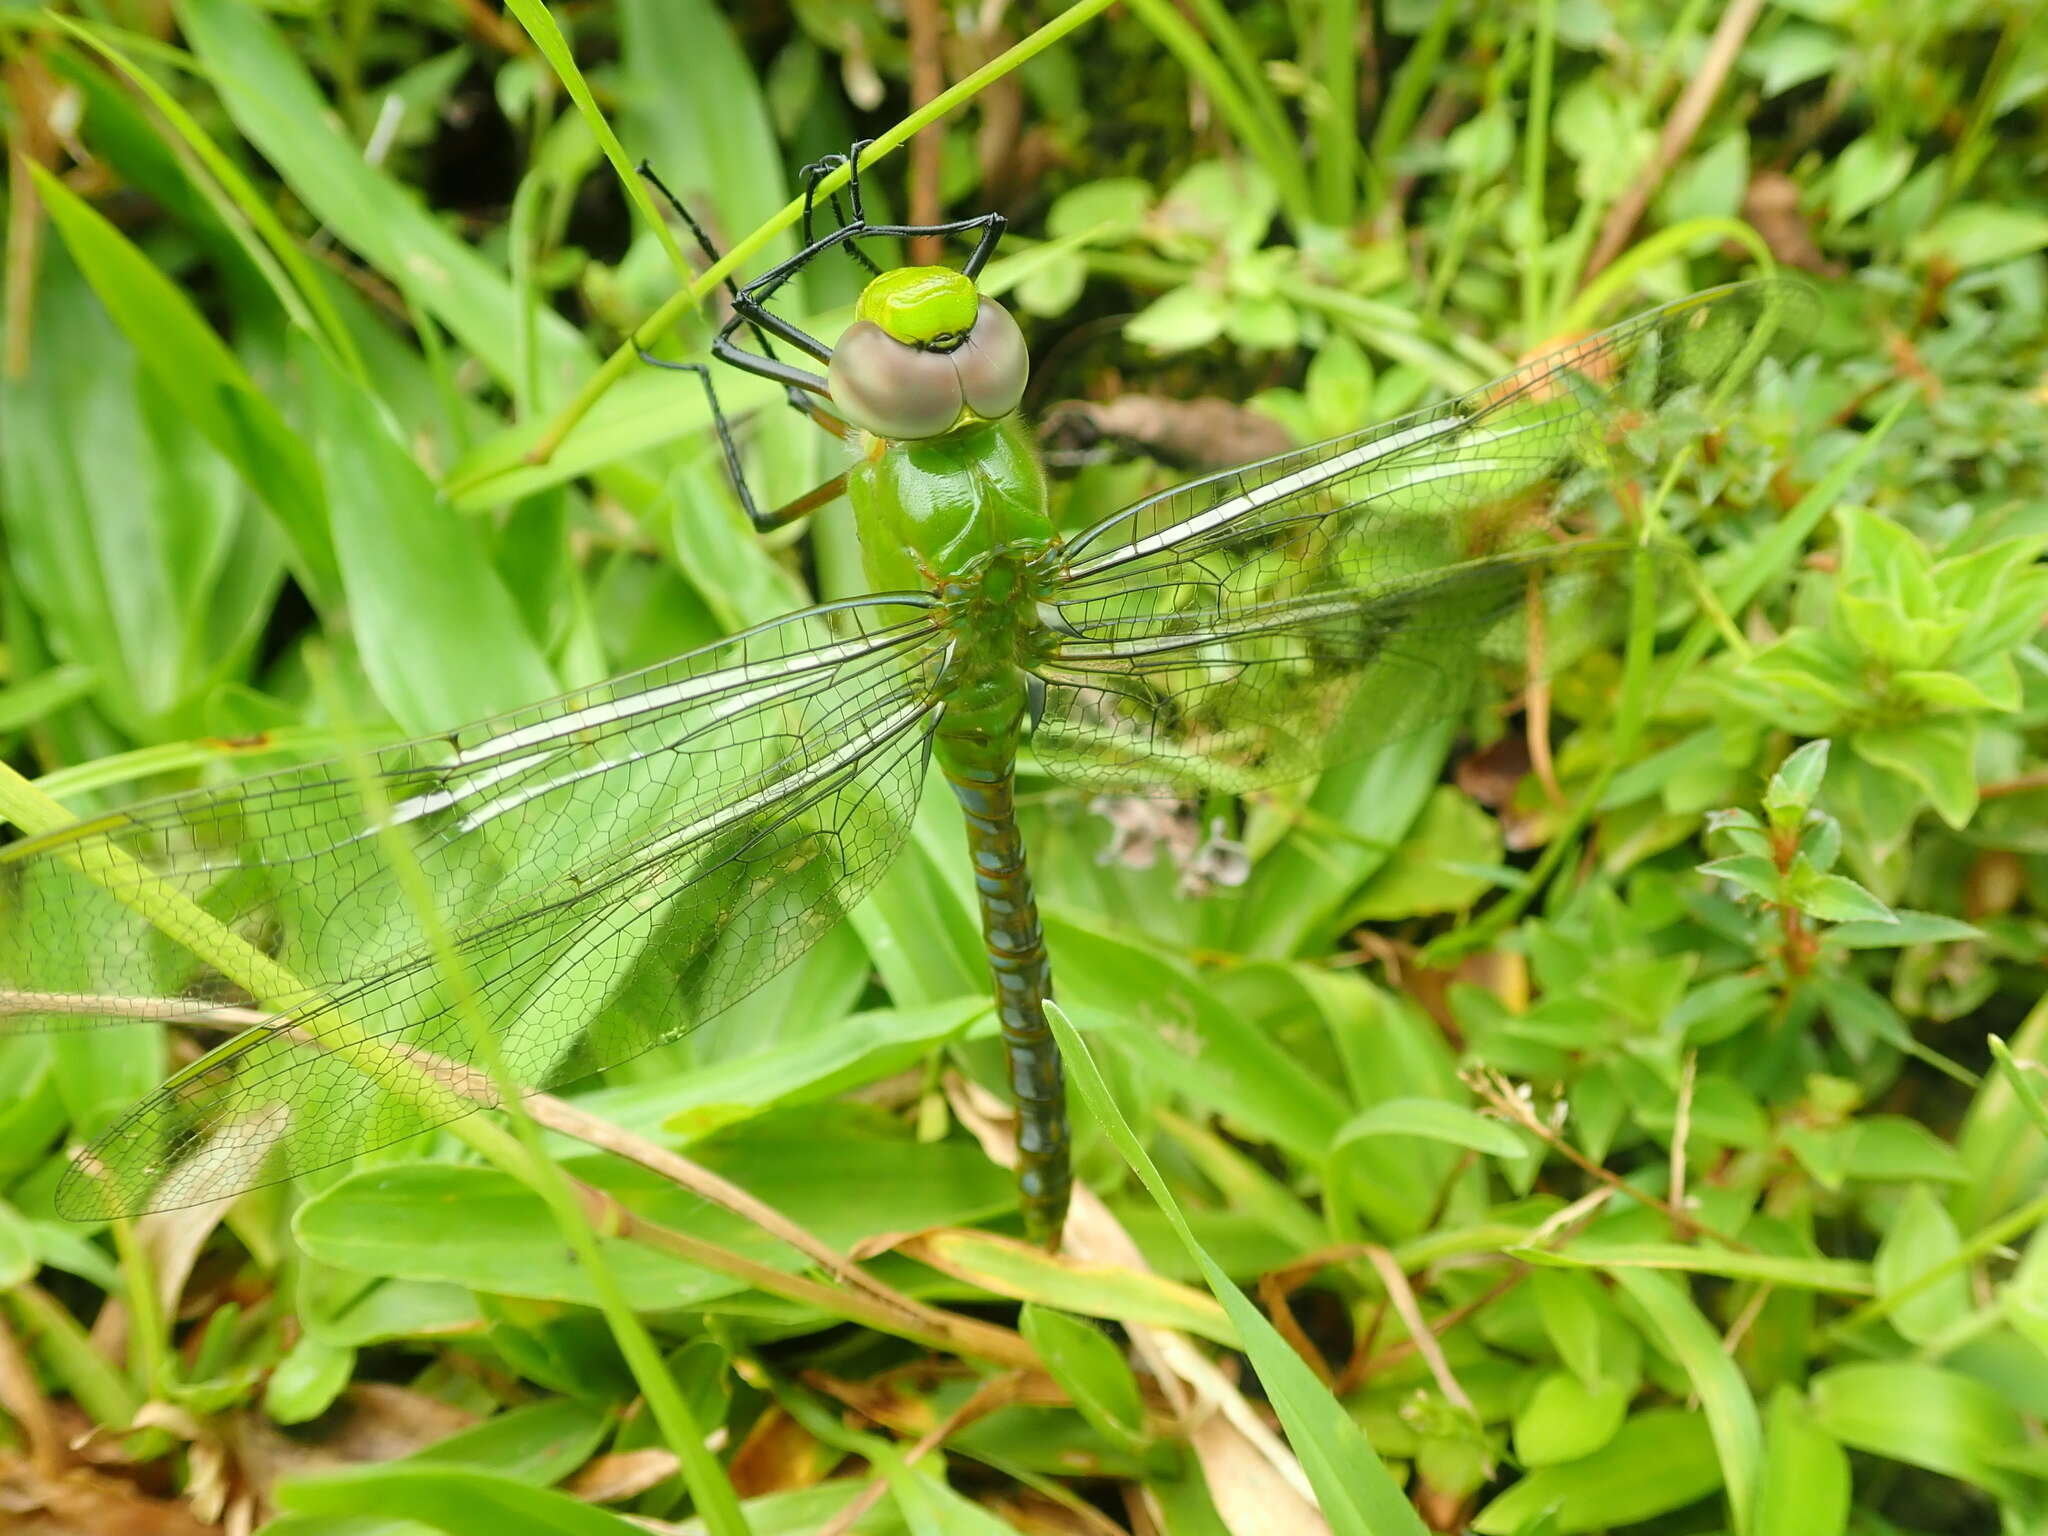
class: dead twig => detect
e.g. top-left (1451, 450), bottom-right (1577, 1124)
top-left (1581, 0), bottom-right (1767, 284)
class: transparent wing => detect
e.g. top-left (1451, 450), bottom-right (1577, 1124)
top-left (1033, 281), bottom-right (1812, 793)
top-left (0, 597), bottom-right (947, 1217)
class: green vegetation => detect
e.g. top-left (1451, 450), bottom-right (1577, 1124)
top-left (1, 2), bottom-right (2044, 1532)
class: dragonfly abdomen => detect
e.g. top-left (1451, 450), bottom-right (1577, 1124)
top-left (935, 677), bottom-right (1068, 1245)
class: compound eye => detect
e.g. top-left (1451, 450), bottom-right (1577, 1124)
top-left (828, 320), bottom-right (962, 440)
top-left (953, 297), bottom-right (1028, 421)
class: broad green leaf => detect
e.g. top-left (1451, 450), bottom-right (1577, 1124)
top-left (1523, 1242), bottom-right (1872, 1295)
top-left (561, 997), bottom-right (985, 1143)
top-left (1827, 134), bottom-right (1912, 227)
top-left (410, 1399), bottom-right (613, 1484)
top-left (1472, 1409), bottom-right (1721, 1533)
top-left (0, 1201), bottom-right (34, 1289)
top-left (1843, 1115), bottom-right (1969, 1183)
top-left (1851, 718), bottom-right (1980, 828)
top-left (1810, 1361), bottom-right (2029, 1499)
top-left (1050, 929), bottom-right (1351, 1163)
top-left (296, 339), bottom-right (556, 732)
top-left (882, 1458), bottom-right (1019, 1536)
top-left (1530, 1268), bottom-right (1606, 1386)
top-left (1343, 785), bottom-right (1502, 921)
top-left (1824, 909), bottom-right (1981, 949)
top-left (27, 162), bottom-right (334, 600)
top-left (1233, 719), bottom-right (1454, 957)
top-left (298, 1132), bottom-right (1010, 1311)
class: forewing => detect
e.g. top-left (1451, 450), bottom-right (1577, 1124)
top-left (0, 597), bottom-right (946, 1217)
top-left (1033, 281), bottom-right (1810, 794)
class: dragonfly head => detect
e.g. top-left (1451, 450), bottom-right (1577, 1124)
top-left (829, 266), bottom-right (1028, 441)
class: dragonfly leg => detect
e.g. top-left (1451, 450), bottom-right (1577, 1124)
top-left (636, 161), bottom-right (823, 425)
top-left (711, 141), bottom-right (1013, 393)
top-left (637, 160), bottom-right (852, 528)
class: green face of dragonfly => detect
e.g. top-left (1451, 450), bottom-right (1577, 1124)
top-left (828, 266), bottom-right (1029, 441)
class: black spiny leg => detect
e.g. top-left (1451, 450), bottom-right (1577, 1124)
top-left (708, 140), bottom-right (1012, 397)
top-left (634, 143), bottom-right (1015, 532)
top-left (636, 162), bottom-right (849, 530)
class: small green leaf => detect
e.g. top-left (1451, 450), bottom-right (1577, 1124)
top-left (1827, 134), bottom-right (1913, 227)
top-left (1333, 1098), bottom-right (1529, 1159)
top-left (264, 1334), bottom-right (354, 1426)
top-left (1909, 204), bottom-right (2048, 269)
top-left (1020, 1305), bottom-right (1148, 1454)
top-left (1795, 874), bottom-right (1895, 925)
top-left (1874, 1186), bottom-right (1971, 1344)
top-left (1697, 853), bottom-right (1783, 904)
top-left (1124, 285), bottom-right (1230, 352)
top-left (1764, 740), bottom-right (1830, 820)
top-left (1512, 1371), bottom-right (1628, 1466)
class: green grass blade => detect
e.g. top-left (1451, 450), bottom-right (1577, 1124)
top-left (52, 16), bottom-right (368, 384)
top-left (498, 0), bottom-right (694, 287)
top-left (173, 0), bottom-right (593, 397)
top-left (1610, 1269), bottom-right (1762, 1534)
top-left (1044, 1000), bottom-right (1428, 1536)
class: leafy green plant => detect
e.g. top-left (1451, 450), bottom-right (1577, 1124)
top-left (0, 1), bottom-right (2044, 1533)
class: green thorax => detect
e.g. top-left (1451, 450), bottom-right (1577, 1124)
top-left (846, 412), bottom-right (1055, 595)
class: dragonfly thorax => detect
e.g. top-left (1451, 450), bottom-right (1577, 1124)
top-left (846, 411), bottom-right (1057, 598)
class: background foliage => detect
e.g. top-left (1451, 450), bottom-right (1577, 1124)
top-left (1, 0), bottom-right (2045, 1532)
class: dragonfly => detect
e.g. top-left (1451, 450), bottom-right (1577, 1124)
top-left (0, 146), bottom-right (1808, 1245)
